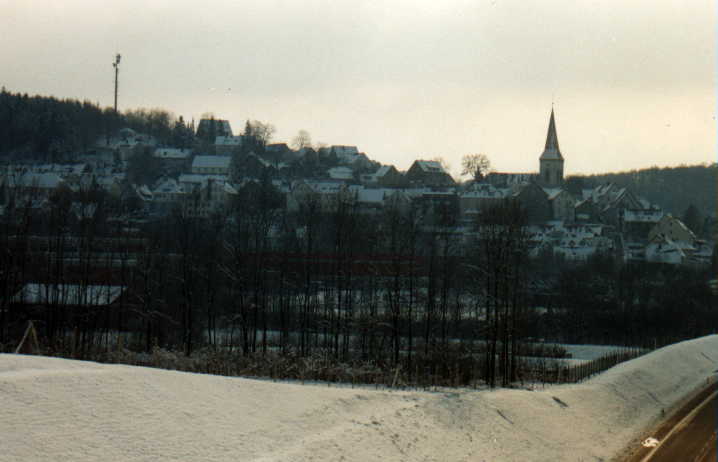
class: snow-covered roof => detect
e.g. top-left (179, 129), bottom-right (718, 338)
top-left (224, 183), bottom-right (238, 195)
top-left (375, 165), bottom-right (392, 177)
top-left (305, 180), bottom-right (345, 194)
top-left (154, 148), bottom-right (192, 160)
top-left (415, 160), bottom-right (445, 173)
top-left (153, 178), bottom-right (183, 195)
top-left (135, 185), bottom-right (153, 201)
top-left (192, 155), bottom-right (231, 170)
top-left (646, 237), bottom-right (687, 264)
top-left (542, 188), bottom-right (568, 200)
top-left (461, 184), bottom-right (505, 199)
top-left (327, 166), bottom-right (354, 180)
top-left (623, 209), bottom-right (664, 223)
top-left (245, 152), bottom-right (271, 168)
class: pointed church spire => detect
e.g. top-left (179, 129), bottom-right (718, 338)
top-left (540, 108), bottom-right (563, 160)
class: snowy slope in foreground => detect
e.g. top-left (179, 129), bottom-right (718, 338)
top-left (2, 336), bottom-right (718, 462)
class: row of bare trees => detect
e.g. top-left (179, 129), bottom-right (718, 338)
top-left (1, 177), bottom-right (535, 386)
top-left (2, 180), bottom-right (714, 386)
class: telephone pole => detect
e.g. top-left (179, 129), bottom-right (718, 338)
top-left (112, 53), bottom-right (121, 113)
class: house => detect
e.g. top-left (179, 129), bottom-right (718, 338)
top-left (151, 177), bottom-right (185, 203)
top-left (648, 215), bottom-right (696, 245)
top-left (486, 172), bottom-right (535, 188)
top-left (545, 188), bottom-right (575, 222)
top-left (214, 136), bottom-right (245, 155)
top-left (153, 147), bottom-right (192, 172)
top-left (182, 178), bottom-right (234, 217)
top-left (94, 174), bottom-right (125, 197)
top-left (178, 173), bottom-right (228, 191)
top-left (513, 182), bottom-right (551, 224)
top-left (232, 152), bottom-right (272, 179)
top-left (327, 166), bottom-right (354, 181)
top-left (414, 189), bottom-right (460, 226)
top-left (574, 198), bottom-right (598, 222)
top-left (97, 128), bottom-right (157, 161)
top-left (405, 160), bottom-right (455, 187)
top-left (330, 145), bottom-right (359, 162)
top-left (621, 209), bottom-right (664, 241)
top-left (645, 235), bottom-right (689, 265)
top-left (361, 165), bottom-right (405, 188)
top-left (458, 183), bottom-right (506, 223)
top-left (191, 155), bottom-right (231, 175)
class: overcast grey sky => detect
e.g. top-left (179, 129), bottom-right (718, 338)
top-left (2, 0), bottom-right (715, 176)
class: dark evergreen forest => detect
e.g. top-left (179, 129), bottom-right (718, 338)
top-left (0, 89), bottom-right (184, 161)
top-left (567, 165), bottom-right (717, 219)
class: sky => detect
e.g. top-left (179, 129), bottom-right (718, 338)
top-left (1, 0), bottom-right (715, 177)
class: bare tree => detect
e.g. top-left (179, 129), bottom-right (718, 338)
top-left (245, 120), bottom-right (275, 147)
top-left (292, 130), bottom-right (312, 151)
top-left (461, 154), bottom-right (492, 182)
top-left (473, 199), bottom-right (528, 387)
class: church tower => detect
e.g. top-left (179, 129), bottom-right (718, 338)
top-left (539, 108), bottom-right (564, 186)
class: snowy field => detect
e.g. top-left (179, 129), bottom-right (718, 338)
top-left (2, 336), bottom-right (718, 462)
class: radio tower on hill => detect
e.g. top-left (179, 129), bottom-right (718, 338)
top-left (112, 53), bottom-right (121, 113)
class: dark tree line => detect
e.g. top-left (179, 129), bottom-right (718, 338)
top-left (0, 89), bottom-right (189, 161)
top-left (567, 164), bottom-right (717, 222)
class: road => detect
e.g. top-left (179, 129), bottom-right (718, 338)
top-left (623, 382), bottom-right (717, 462)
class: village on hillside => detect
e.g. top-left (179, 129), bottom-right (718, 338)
top-left (1, 109), bottom-right (712, 267)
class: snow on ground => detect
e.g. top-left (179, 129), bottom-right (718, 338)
top-left (2, 335), bottom-right (718, 462)
top-left (561, 343), bottom-right (632, 361)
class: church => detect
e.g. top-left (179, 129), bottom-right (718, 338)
top-left (538, 108), bottom-right (564, 187)
top-left (486, 107), bottom-right (565, 189)
top-left (479, 108), bottom-right (572, 223)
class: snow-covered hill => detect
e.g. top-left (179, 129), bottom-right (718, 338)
top-left (2, 336), bottom-right (718, 461)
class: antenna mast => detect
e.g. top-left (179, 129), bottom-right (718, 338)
top-left (112, 53), bottom-right (121, 113)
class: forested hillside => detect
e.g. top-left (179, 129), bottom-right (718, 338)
top-left (0, 89), bottom-right (182, 161)
top-left (569, 164), bottom-right (716, 218)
